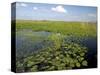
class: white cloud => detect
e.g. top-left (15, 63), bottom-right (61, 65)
top-left (33, 7), bottom-right (38, 10)
top-left (51, 5), bottom-right (67, 13)
top-left (88, 13), bottom-right (96, 17)
top-left (20, 3), bottom-right (27, 7)
top-left (16, 3), bottom-right (20, 7)
top-left (16, 3), bottom-right (27, 7)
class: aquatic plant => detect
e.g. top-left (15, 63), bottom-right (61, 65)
top-left (16, 34), bottom-right (88, 72)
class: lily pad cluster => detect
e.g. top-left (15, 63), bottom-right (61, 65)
top-left (16, 34), bottom-right (88, 72)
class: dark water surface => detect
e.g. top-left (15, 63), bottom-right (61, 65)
top-left (16, 30), bottom-right (52, 57)
top-left (82, 37), bottom-right (97, 68)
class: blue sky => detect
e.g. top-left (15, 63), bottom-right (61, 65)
top-left (14, 2), bottom-right (97, 22)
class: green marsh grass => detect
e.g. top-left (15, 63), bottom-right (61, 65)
top-left (16, 20), bottom-right (97, 37)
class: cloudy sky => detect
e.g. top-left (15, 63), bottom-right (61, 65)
top-left (14, 2), bottom-right (97, 22)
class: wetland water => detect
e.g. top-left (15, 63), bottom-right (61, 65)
top-left (16, 30), bottom-right (52, 57)
top-left (16, 29), bottom-right (97, 67)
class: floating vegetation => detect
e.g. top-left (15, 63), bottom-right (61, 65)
top-left (16, 33), bottom-right (88, 72)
